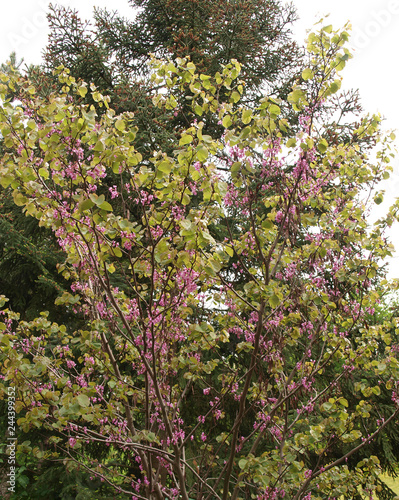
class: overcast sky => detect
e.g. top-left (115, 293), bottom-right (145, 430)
top-left (1, 0), bottom-right (399, 275)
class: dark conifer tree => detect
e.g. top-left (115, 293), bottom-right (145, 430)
top-left (35, 1), bottom-right (301, 154)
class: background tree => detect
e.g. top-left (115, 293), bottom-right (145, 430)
top-left (1, 24), bottom-right (399, 499)
top-left (36, 0), bottom-right (301, 153)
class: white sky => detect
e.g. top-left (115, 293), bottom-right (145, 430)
top-left (1, 0), bottom-right (399, 275)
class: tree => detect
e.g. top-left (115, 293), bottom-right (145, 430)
top-left (35, 0), bottom-right (301, 154)
top-left (1, 24), bottom-right (399, 499)
top-left (92, 0), bottom-right (299, 90)
top-left (44, 0), bottom-right (299, 92)
top-left (0, 2), bottom-right (303, 496)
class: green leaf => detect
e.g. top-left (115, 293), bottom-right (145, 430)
top-left (288, 88), bottom-right (305, 103)
top-left (225, 246), bottom-right (234, 257)
top-left (26, 119), bottom-right (36, 130)
top-left (302, 68), bottom-right (314, 80)
top-left (194, 104), bottom-right (203, 116)
top-left (197, 146), bottom-right (209, 162)
top-left (77, 394), bottom-right (90, 408)
top-left (115, 118), bottom-right (126, 132)
top-left (0, 174), bottom-right (14, 188)
top-left (330, 80), bottom-right (341, 93)
top-left (288, 88), bottom-right (308, 111)
top-left (98, 201), bottom-right (113, 211)
top-left (231, 161), bottom-right (241, 174)
top-left (158, 160), bottom-right (172, 174)
top-left (240, 126), bottom-right (251, 140)
top-left (223, 115), bottom-right (232, 128)
top-left (230, 91), bottom-right (240, 103)
top-left (78, 85), bottom-right (88, 97)
top-left (269, 104), bottom-right (280, 118)
top-left (80, 199), bottom-right (95, 211)
top-left (317, 138), bottom-right (328, 153)
top-left (242, 109), bottom-right (252, 125)
top-left (181, 193), bottom-right (191, 205)
top-left (92, 91), bottom-right (102, 102)
top-left (146, 431), bottom-right (157, 442)
top-left (38, 168), bottom-right (49, 179)
top-left (179, 134), bottom-right (193, 146)
top-left (54, 110), bottom-right (65, 121)
top-left (93, 140), bottom-right (105, 152)
top-left (91, 194), bottom-right (105, 206)
top-left (269, 293), bottom-right (281, 308)
top-left (13, 192), bottom-right (27, 206)
top-left (239, 459), bottom-right (248, 469)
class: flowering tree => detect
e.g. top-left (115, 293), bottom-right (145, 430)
top-left (1, 25), bottom-right (399, 499)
